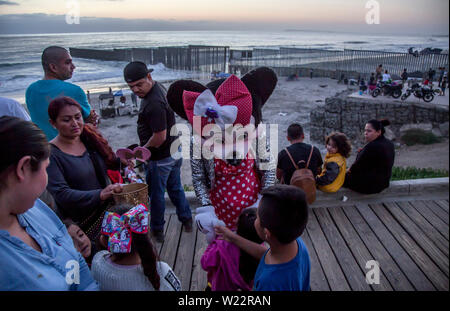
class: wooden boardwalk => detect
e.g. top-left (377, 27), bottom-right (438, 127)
top-left (153, 198), bottom-right (449, 291)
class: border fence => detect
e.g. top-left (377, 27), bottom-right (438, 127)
top-left (70, 45), bottom-right (448, 79)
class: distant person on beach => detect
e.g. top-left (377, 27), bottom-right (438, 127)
top-left (344, 119), bottom-right (395, 194)
top-left (123, 61), bottom-right (192, 243)
top-left (438, 67), bottom-right (445, 87)
top-left (26, 46), bottom-right (98, 140)
top-left (0, 116), bottom-right (98, 290)
top-left (382, 70), bottom-right (391, 83)
top-left (309, 69), bottom-right (313, 79)
top-left (368, 73), bottom-right (377, 92)
top-left (440, 76), bottom-right (447, 96)
top-left (428, 68), bottom-right (436, 83)
top-left (375, 64), bottom-right (383, 81)
top-left (0, 96), bottom-right (31, 121)
top-left (316, 132), bottom-right (351, 193)
top-left (46, 97), bottom-right (123, 243)
top-left (401, 69), bottom-right (408, 88)
top-left (276, 123), bottom-right (323, 184)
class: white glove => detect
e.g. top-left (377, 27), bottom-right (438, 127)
top-left (195, 205), bottom-right (226, 244)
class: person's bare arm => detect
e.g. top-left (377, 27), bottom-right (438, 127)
top-left (143, 130), bottom-right (166, 149)
top-left (215, 225), bottom-right (268, 260)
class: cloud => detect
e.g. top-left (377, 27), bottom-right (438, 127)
top-left (0, 13), bottom-right (447, 35)
top-left (0, 0), bottom-right (19, 5)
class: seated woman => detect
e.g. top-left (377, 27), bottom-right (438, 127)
top-left (0, 116), bottom-right (98, 290)
top-left (46, 96), bottom-right (123, 243)
top-left (344, 119), bottom-right (395, 194)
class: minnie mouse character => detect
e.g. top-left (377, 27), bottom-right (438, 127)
top-left (167, 67), bottom-right (277, 230)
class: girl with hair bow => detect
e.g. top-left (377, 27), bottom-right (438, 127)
top-left (91, 204), bottom-right (181, 291)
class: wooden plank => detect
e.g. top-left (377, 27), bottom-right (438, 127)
top-left (155, 213), bottom-right (170, 255)
top-left (313, 208), bottom-right (372, 291)
top-left (306, 211), bottom-right (351, 291)
top-left (173, 221), bottom-right (197, 291)
top-left (327, 207), bottom-right (393, 291)
top-left (383, 202), bottom-right (449, 277)
top-left (159, 214), bottom-right (182, 268)
top-left (301, 228), bottom-right (330, 291)
top-left (410, 201), bottom-right (449, 240)
top-left (189, 228), bottom-right (208, 291)
top-left (368, 203), bottom-right (448, 291)
top-left (422, 200), bottom-right (449, 225)
top-left (397, 201), bottom-right (448, 257)
top-left (434, 200), bottom-right (449, 213)
top-left (342, 205), bottom-right (414, 291)
top-left (354, 203), bottom-right (435, 290)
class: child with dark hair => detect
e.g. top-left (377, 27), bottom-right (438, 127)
top-left (63, 218), bottom-right (96, 267)
top-left (316, 132), bottom-right (352, 193)
top-left (91, 204), bottom-right (181, 291)
top-left (201, 208), bottom-right (263, 291)
top-left (215, 185), bottom-right (311, 291)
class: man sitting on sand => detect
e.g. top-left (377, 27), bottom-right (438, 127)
top-left (26, 46), bottom-right (97, 140)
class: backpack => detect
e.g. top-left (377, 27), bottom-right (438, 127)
top-left (284, 146), bottom-right (316, 204)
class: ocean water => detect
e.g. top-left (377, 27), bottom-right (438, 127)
top-left (0, 30), bottom-right (448, 103)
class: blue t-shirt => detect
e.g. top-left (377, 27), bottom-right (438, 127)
top-left (26, 80), bottom-right (91, 140)
top-left (253, 237), bottom-right (311, 291)
top-left (0, 199), bottom-right (99, 291)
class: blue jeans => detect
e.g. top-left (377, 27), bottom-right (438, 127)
top-left (146, 156), bottom-right (191, 232)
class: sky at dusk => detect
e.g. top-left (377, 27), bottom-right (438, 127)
top-left (0, 0), bottom-right (448, 35)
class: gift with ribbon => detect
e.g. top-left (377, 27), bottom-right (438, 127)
top-left (101, 204), bottom-right (149, 253)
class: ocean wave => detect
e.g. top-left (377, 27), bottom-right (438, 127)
top-left (343, 41), bottom-right (368, 44)
top-left (0, 61), bottom-right (41, 68)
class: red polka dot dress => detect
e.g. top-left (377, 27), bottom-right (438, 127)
top-left (210, 155), bottom-right (261, 230)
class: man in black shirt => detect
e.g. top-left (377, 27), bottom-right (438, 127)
top-left (276, 123), bottom-right (323, 184)
top-left (124, 62), bottom-right (192, 242)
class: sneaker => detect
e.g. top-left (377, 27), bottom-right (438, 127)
top-left (152, 230), bottom-right (165, 243)
top-left (183, 218), bottom-right (193, 233)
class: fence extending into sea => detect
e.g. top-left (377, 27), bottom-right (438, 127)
top-left (70, 45), bottom-right (449, 79)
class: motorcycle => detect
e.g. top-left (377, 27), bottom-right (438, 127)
top-left (371, 81), bottom-right (403, 98)
top-left (401, 83), bottom-right (435, 102)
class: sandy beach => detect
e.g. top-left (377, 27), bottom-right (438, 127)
top-left (90, 76), bottom-right (449, 188)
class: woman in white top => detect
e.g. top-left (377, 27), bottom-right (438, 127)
top-left (91, 204), bottom-right (181, 291)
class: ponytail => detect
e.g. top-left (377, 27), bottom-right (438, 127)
top-left (367, 119), bottom-right (390, 135)
top-left (132, 233), bottom-right (161, 290)
top-left (81, 123), bottom-right (118, 169)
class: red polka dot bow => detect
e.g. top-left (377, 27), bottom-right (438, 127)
top-left (182, 75), bottom-right (253, 132)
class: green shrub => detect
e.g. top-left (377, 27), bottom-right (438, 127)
top-left (391, 166), bottom-right (449, 181)
top-left (401, 129), bottom-right (442, 146)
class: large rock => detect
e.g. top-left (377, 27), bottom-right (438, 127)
top-left (399, 123), bottom-right (433, 135)
top-left (439, 122), bottom-right (449, 137)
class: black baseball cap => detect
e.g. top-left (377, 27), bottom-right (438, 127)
top-left (123, 61), bottom-right (154, 83)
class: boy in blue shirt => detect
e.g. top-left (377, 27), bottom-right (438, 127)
top-left (215, 184), bottom-right (311, 291)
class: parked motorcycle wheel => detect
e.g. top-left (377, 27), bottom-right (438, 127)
top-left (423, 93), bottom-right (434, 102)
top-left (372, 88), bottom-right (381, 97)
top-left (392, 89), bottom-right (402, 98)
